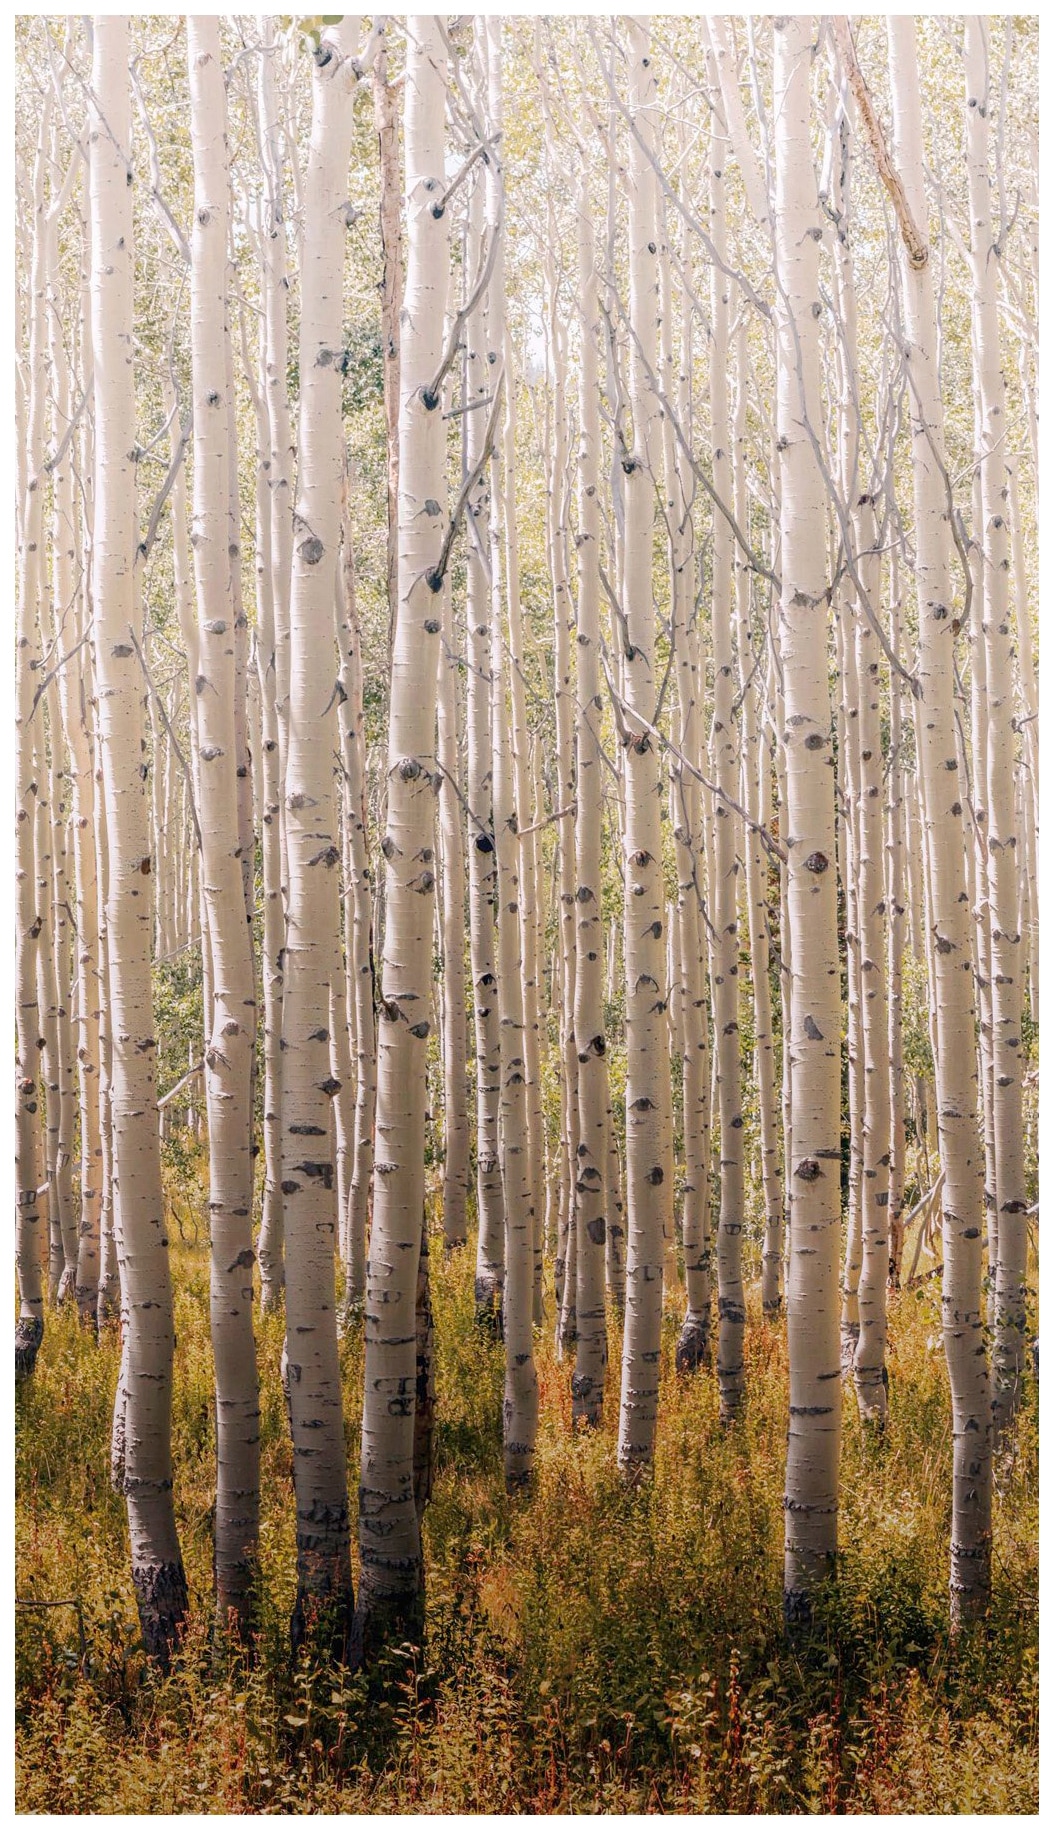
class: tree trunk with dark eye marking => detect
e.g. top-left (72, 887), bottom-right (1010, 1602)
top-left (773, 15), bottom-right (842, 1627)
top-left (353, 15), bottom-right (448, 1663)
top-left (616, 19), bottom-right (674, 1483)
top-left (887, 13), bottom-right (990, 1626)
top-left (280, 16), bottom-right (363, 1654)
top-left (89, 14), bottom-right (187, 1664)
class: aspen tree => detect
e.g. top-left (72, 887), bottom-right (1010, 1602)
top-left (255, 12), bottom-right (294, 1311)
top-left (462, 162), bottom-right (505, 1331)
top-left (335, 498), bottom-right (376, 1308)
top-left (826, 90), bottom-right (892, 1420)
top-left (354, 13), bottom-right (447, 1657)
top-left (707, 99), bottom-right (746, 1424)
top-left (886, 13), bottom-right (991, 1622)
top-left (281, 16), bottom-right (364, 1646)
top-left (372, 19), bottom-right (402, 658)
top-left (49, 198), bottom-right (99, 1317)
top-left (89, 15), bottom-right (188, 1659)
top-left (15, 98), bottom-right (48, 1376)
top-left (245, 259), bottom-right (284, 1316)
top-left (849, 504), bottom-right (891, 1424)
top-left (491, 330), bottom-right (539, 1489)
top-left (490, 28), bottom-right (545, 1329)
top-left (571, 172), bottom-right (609, 1428)
top-left (616, 19), bottom-right (673, 1481)
top-left (886, 549), bottom-right (908, 1286)
top-left (660, 199), bottom-right (712, 1371)
top-left (774, 16), bottom-right (842, 1621)
top-left (187, 15), bottom-right (260, 1631)
top-left (435, 242), bottom-right (469, 1251)
top-left (964, 17), bottom-right (1029, 1442)
top-left (733, 317), bottom-right (781, 1317)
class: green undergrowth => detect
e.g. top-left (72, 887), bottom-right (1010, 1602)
top-left (16, 1221), bottom-right (1037, 1813)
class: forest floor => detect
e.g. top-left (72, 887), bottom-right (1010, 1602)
top-left (16, 1189), bottom-right (1038, 1814)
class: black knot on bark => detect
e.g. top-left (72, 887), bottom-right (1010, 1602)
top-left (645, 1166), bottom-right (664, 1185)
top-left (397, 756), bottom-right (422, 781)
top-left (804, 851), bottom-right (829, 873)
top-left (795, 1158), bottom-right (821, 1181)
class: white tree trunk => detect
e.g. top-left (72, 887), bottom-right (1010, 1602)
top-left (774, 16), bottom-right (842, 1623)
top-left (186, 15), bottom-right (260, 1632)
top-left (616, 20), bottom-right (673, 1480)
top-left (354, 15), bottom-right (447, 1659)
top-left (89, 15), bottom-right (188, 1660)
top-left (281, 17), bottom-right (362, 1647)
top-left (888, 13), bottom-right (991, 1624)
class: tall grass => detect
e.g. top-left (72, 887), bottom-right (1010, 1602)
top-left (16, 1217), bottom-right (1037, 1813)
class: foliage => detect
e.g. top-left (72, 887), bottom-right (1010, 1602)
top-left (16, 1218), bottom-right (1037, 1814)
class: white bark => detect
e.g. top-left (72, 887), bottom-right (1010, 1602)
top-left (89, 15), bottom-right (187, 1660)
top-left (616, 20), bottom-right (673, 1480)
top-left (186, 15), bottom-right (260, 1631)
top-left (354, 15), bottom-right (447, 1658)
top-left (774, 17), bottom-right (842, 1622)
top-left (888, 13), bottom-right (991, 1623)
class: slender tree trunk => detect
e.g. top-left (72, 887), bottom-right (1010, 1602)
top-left (15, 100), bottom-right (48, 1376)
top-left (281, 17), bottom-right (362, 1651)
top-left (89, 16), bottom-right (188, 1661)
top-left (354, 16), bottom-right (447, 1660)
top-left (571, 174), bottom-right (609, 1428)
top-left (964, 18), bottom-right (1029, 1444)
top-left (707, 104), bottom-right (746, 1425)
top-left (463, 140), bottom-right (504, 1331)
top-left (616, 20), bottom-right (673, 1481)
top-left (775, 16), bottom-right (842, 1624)
top-left (187, 16), bottom-right (260, 1633)
top-left (888, 13), bottom-right (991, 1623)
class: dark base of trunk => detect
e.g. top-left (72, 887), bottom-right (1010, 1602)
top-left (290, 1580), bottom-right (354, 1666)
top-left (473, 1275), bottom-right (503, 1338)
top-left (570, 1371), bottom-right (604, 1428)
top-left (133, 1557), bottom-right (189, 1671)
top-left (15, 1314), bottom-right (43, 1380)
top-left (349, 1577), bottom-right (425, 1673)
top-left (675, 1313), bottom-right (711, 1374)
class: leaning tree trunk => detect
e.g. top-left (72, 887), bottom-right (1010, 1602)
top-left (886, 12), bottom-right (991, 1624)
top-left (281, 17), bottom-right (362, 1652)
top-left (89, 15), bottom-right (188, 1662)
top-left (186, 16), bottom-right (260, 1634)
top-left (774, 16), bottom-right (843, 1626)
top-left (616, 19), bottom-right (674, 1482)
top-left (353, 15), bottom-right (447, 1663)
